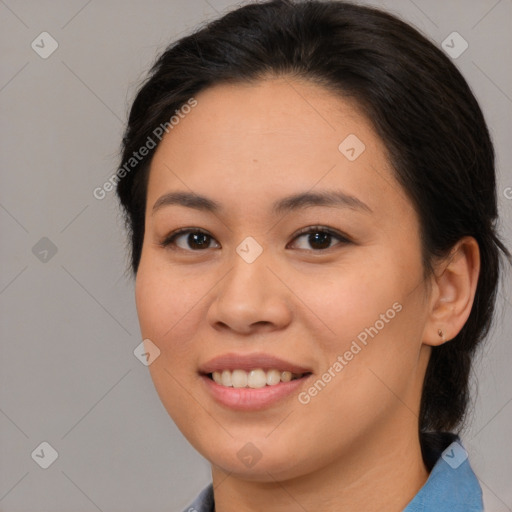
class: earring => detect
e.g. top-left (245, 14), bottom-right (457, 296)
top-left (437, 329), bottom-right (445, 342)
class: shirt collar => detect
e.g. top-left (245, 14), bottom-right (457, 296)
top-left (404, 439), bottom-right (483, 512)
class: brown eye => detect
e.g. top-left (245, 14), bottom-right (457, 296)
top-left (161, 229), bottom-right (220, 251)
top-left (289, 227), bottom-right (350, 251)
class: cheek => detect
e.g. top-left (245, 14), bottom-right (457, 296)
top-left (134, 260), bottom-right (208, 431)
top-left (135, 256), bottom-right (202, 340)
top-left (135, 264), bottom-right (169, 340)
top-left (293, 251), bottom-right (426, 402)
top-left (295, 256), bottom-right (403, 350)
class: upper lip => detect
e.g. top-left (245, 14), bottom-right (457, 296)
top-left (199, 352), bottom-right (313, 375)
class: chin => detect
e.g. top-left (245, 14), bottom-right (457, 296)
top-left (191, 433), bottom-right (315, 481)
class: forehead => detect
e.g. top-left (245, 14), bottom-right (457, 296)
top-left (154, 78), bottom-right (373, 152)
top-left (146, 78), bottom-right (411, 219)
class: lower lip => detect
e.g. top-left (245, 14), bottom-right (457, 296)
top-left (200, 374), bottom-right (311, 411)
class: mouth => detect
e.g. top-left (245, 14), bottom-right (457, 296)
top-left (198, 352), bottom-right (313, 410)
top-left (206, 368), bottom-right (312, 389)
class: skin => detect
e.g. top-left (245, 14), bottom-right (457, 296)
top-left (135, 77), bottom-right (480, 511)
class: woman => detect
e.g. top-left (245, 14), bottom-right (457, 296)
top-left (116, 1), bottom-right (510, 510)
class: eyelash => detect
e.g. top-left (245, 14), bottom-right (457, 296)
top-left (159, 225), bottom-right (352, 252)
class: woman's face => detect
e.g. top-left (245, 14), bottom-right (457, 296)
top-left (135, 78), bottom-right (433, 480)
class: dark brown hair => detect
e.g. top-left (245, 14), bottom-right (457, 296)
top-left (116, 0), bottom-right (510, 466)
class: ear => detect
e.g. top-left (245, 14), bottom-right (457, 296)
top-left (423, 236), bottom-right (480, 346)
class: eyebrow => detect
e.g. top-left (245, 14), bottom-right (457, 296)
top-left (152, 190), bottom-right (372, 215)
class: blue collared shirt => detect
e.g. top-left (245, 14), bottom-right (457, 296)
top-left (181, 440), bottom-right (483, 512)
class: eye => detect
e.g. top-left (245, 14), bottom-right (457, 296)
top-left (160, 226), bottom-right (350, 252)
top-left (160, 228), bottom-right (220, 251)
top-left (288, 226), bottom-right (351, 251)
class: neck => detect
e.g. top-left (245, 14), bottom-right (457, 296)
top-left (211, 419), bottom-right (429, 512)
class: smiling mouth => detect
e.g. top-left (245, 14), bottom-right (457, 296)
top-left (206, 369), bottom-right (312, 389)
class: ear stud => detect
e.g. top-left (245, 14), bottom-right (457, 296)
top-left (438, 329), bottom-right (445, 341)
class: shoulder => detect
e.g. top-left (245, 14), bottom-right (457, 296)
top-left (180, 483), bottom-right (214, 512)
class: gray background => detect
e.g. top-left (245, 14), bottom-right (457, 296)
top-left (0, 0), bottom-right (511, 510)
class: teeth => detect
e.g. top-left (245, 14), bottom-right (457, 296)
top-left (210, 369), bottom-right (305, 388)
top-left (221, 370), bottom-right (232, 387)
top-left (266, 369), bottom-right (281, 386)
top-left (232, 369), bottom-right (248, 388)
top-left (281, 371), bottom-right (292, 383)
top-left (248, 369), bottom-right (267, 388)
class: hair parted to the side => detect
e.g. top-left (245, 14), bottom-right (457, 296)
top-left (116, 0), bottom-right (510, 468)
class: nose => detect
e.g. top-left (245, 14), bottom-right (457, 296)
top-left (206, 249), bottom-right (293, 335)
